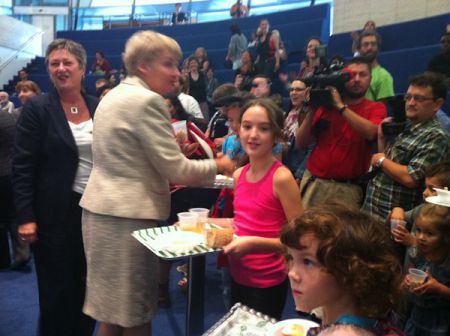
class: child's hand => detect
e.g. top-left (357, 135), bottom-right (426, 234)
top-left (391, 207), bottom-right (405, 220)
top-left (392, 225), bottom-right (415, 246)
top-left (223, 236), bottom-right (255, 257)
top-left (411, 273), bottom-right (441, 296)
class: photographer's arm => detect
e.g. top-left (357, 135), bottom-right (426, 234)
top-left (329, 87), bottom-right (377, 140)
top-left (370, 153), bottom-right (420, 188)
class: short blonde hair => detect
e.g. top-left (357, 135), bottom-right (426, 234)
top-left (123, 30), bottom-right (182, 76)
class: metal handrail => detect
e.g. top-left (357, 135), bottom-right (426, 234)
top-left (0, 30), bottom-right (44, 72)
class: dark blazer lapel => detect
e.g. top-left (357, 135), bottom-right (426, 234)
top-left (46, 89), bottom-right (77, 153)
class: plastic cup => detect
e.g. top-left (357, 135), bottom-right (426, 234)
top-left (408, 268), bottom-right (427, 290)
top-left (189, 208), bottom-right (209, 233)
top-left (177, 212), bottom-right (199, 233)
top-left (390, 218), bottom-right (406, 231)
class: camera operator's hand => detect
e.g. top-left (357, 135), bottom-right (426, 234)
top-left (327, 86), bottom-right (344, 110)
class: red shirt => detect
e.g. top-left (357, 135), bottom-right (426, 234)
top-left (306, 99), bottom-right (386, 180)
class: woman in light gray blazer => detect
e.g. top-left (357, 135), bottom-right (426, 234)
top-left (80, 31), bottom-right (233, 336)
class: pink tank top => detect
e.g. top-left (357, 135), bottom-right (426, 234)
top-left (229, 160), bottom-right (287, 288)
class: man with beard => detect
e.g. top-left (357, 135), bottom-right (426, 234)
top-left (362, 72), bottom-right (450, 221)
top-left (357, 31), bottom-right (394, 101)
top-left (296, 57), bottom-right (387, 209)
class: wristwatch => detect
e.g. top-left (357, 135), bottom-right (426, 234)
top-left (338, 104), bottom-right (348, 114)
top-left (375, 156), bottom-right (386, 168)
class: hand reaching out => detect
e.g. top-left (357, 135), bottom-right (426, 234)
top-left (223, 236), bottom-right (257, 258)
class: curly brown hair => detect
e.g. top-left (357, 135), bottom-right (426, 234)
top-left (281, 203), bottom-right (402, 320)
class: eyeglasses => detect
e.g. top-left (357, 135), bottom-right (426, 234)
top-left (290, 87), bottom-right (306, 92)
top-left (404, 94), bottom-right (435, 103)
top-left (361, 41), bottom-right (377, 48)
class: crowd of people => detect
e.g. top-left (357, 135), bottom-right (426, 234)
top-left (1, 14), bottom-right (450, 336)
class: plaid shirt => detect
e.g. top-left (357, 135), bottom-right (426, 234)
top-left (362, 117), bottom-right (450, 221)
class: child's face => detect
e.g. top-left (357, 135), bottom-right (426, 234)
top-left (423, 176), bottom-right (441, 200)
top-left (287, 233), bottom-right (343, 314)
top-left (227, 106), bottom-right (241, 134)
top-left (239, 105), bottom-right (275, 158)
top-left (415, 218), bottom-right (445, 260)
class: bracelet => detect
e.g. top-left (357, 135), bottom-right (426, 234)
top-left (338, 104), bottom-right (348, 114)
top-left (375, 156), bottom-right (386, 168)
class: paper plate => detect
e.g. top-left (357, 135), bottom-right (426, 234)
top-left (158, 231), bottom-right (204, 254)
top-left (265, 318), bottom-right (319, 336)
top-left (425, 196), bottom-right (450, 207)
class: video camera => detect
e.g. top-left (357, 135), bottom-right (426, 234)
top-left (381, 94), bottom-right (407, 139)
top-left (302, 45), bottom-right (353, 108)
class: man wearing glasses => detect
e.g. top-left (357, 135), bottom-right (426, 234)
top-left (357, 31), bottom-right (394, 101)
top-left (362, 72), bottom-right (450, 221)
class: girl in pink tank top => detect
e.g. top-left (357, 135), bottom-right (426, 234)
top-left (222, 98), bottom-right (303, 319)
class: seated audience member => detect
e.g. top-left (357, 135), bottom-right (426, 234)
top-left (0, 91), bottom-right (14, 114)
top-left (281, 203), bottom-right (403, 335)
top-left (91, 51), bottom-right (110, 74)
top-left (194, 47), bottom-right (210, 73)
top-left (95, 78), bottom-right (109, 98)
top-left (14, 80), bottom-right (41, 119)
top-left (282, 80), bottom-right (311, 179)
top-left (165, 93), bottom-right (215, 159)
top-left (230, 0), bottom-right (249, 18)
top-left (250, 74), bottom-right (271, 98)
top-left (226, 24), bottom-right (248, 71)
top-left (235, 50), bottom-right (255, 91)
top-left (427, 32), bottom-right (450, 86)
top-left (187, 56), bottom-right (209, 122)
top-left (362, 72), bottom-right (450, 221)
top-left (206, 84), bottom-right (241, 148)
top-left (175, 77), bottom-right (205, 127)
top-left (390, 162), bottom-right (450, 248)
top-left (250, 75), bottom-right (283, 107)
top-left (298, 37), bottom-right (327, 80)
top-left (351, 20), bottom-right (377, 55)
top-left (206, 67), bottom-right (220, 109)
top-left (297, 57), bottom-right (387, 209)
top-left (357, 31), bottom-right (394, 101)
top-left (18, 69), bottom-right (28, 81)
top-left (401, 204), bottom-right (450, 335)
top-left (171, 2), bottom-right (187, 25)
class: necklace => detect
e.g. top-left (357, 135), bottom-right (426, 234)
top-left (70, 106), bottom-right (78, 114)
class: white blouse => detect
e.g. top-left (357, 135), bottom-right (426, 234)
top-left (69, 119), bottom-right (93, 194)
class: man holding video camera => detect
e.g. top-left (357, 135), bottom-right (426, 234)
top-left (296, 57), bottom-right (387, 209)
top-left (362, 72), bottom-right (450, 221)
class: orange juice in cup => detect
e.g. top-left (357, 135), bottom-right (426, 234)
top-left (189, 208), bottom-right (209, 234)
top-left (177, 212), bottom-right (199, 233)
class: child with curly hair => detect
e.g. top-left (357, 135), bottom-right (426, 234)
top-left (281, 203), bottom-right (404, 335)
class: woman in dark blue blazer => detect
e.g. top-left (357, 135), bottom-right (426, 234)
top-left (12, 39), bottom-right (98, 336)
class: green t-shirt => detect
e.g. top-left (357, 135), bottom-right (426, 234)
top-left (366, 65), bottom-right (394, 101)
